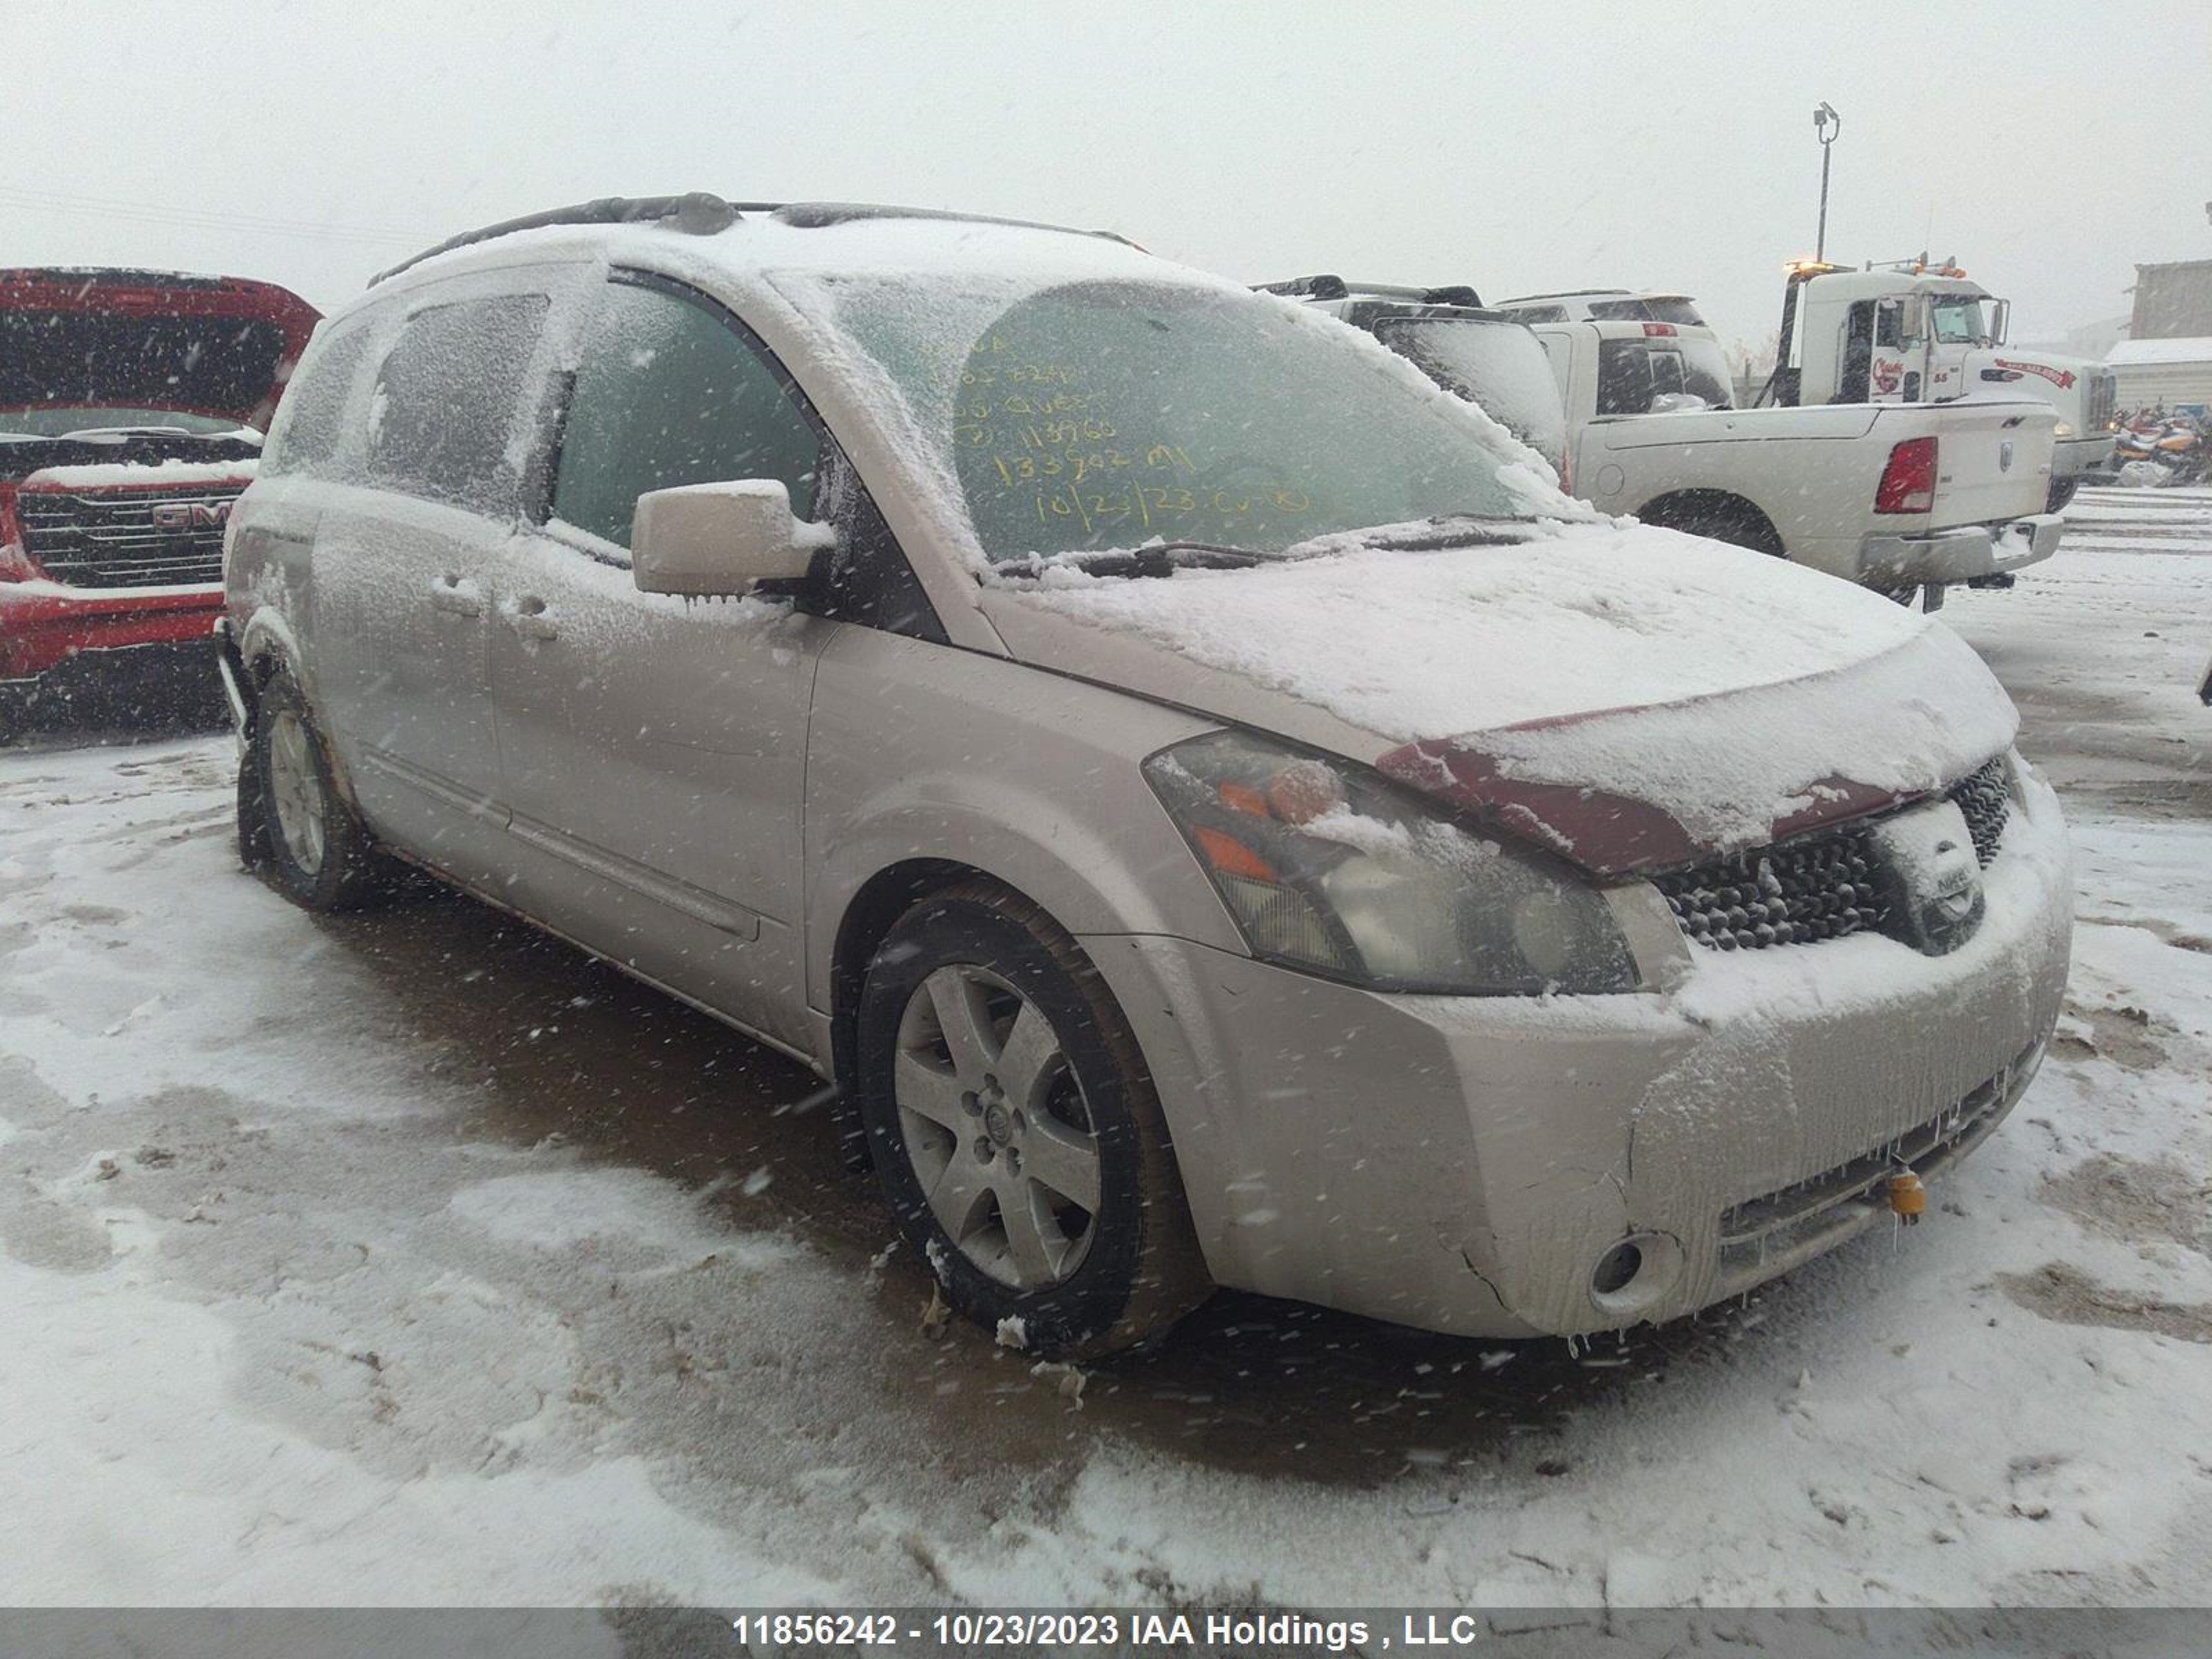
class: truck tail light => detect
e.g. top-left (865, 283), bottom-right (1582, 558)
top-left (1875, 436), bottom-right (1938, 514)
top-left (0, 485), bottom-right (32, 582)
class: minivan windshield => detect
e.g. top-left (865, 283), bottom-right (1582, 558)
top-left (812, 276), bottom-right (1530, 564)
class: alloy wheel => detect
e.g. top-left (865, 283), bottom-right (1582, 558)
top-left (265, 709), bottom-right (328, 877)
top-left (892, 964), bottom-right (1102, 1289)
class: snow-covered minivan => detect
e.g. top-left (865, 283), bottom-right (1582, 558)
top-left (219, 196), bottom-right (2072, 1356)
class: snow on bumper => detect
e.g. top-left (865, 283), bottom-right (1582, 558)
top-left (1088, 769), bottom-right (2072, 1340)
top-left (1857, 514), bottom-right (2063, 588)
top-left (0, 579), bottom-right (225, 684)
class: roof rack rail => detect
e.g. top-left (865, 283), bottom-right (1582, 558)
top-left (1255, 274), bottom-right (1350, 300)
top-left (1256, 276), bottom-right (1487, 308)
top-left (767, 201), bottom-right (1141, 247)
top-left (369, 192), bottom-right (742, 286)
top-left (1497, 289), bottom-right (1636, 304)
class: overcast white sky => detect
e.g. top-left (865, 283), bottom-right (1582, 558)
top-left (12, 1), bottom-right (2206, 350)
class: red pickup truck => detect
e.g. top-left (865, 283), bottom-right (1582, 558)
top-left (1, 268), bottom-right (319, 724)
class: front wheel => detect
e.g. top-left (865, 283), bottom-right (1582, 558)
top-left (854, 883), bottom-right (1209, 1356)
top-left (249, 674), bottom-right (385, 911)
top-left (2045, 476), bottom-right (2081, 514)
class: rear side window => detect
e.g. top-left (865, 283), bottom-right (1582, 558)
top-left (1595, 337), bottom-right (1735, 415)
top-left (1374, 317), bottom-right (1569, 471)
top-left (368, 293), bottom-right (550, 514)
top-left (550, 279), bottom-right (819, 550)
top-left (263, 319), bottom-right (375, 476)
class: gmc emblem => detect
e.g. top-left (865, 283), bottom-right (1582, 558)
top-left (151, 500), bottom-right (232, 532)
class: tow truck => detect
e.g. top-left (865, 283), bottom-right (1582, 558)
top-left (1759, 258), bottom-right (2115, 510)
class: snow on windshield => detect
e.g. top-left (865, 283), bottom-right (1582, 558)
top-left (769, 259), bottom-right (1573, 566)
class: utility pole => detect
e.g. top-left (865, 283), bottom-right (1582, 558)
top-left (1814, 102), bottom-right (1841, 261)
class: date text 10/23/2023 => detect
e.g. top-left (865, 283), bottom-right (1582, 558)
top-left (727, 1611), bottom-right (1492, 1650)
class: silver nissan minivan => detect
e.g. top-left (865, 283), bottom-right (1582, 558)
top-left (218, 196), bottom-right (2072, 1356)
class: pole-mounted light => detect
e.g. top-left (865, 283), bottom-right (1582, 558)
top-left (1813, 102), bottom-right (1841, 262)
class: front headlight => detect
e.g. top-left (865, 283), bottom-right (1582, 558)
top-left (1143, 730), bottom-right (1641, 995)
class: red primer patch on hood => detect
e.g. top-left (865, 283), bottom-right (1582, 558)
top-left (1376, 737), bottom-right (1918, 877)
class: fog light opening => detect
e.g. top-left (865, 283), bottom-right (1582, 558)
top-left (1587, 1230), bottom-right (1685, 1319)
top-left (1591, 1241), bottom-right (1642, 1297)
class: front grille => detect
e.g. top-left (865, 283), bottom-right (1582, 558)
top-left (1654, 756), bottom-right (2012, 953)
top-left (2086, 373), bottom-right (2117, 436)
top-left (1652, 824), bottom-right (1886, 952)
top-left (15, 485), bottom-right (241, 588)
top-left (1714, 1039), bottom-right (2038, 1291)
top-left (1949, 756), bottom-right (2010, 864)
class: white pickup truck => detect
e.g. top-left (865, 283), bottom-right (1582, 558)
top-left (1526, 319), bottom-right (2063, 603)
top-left (1284, 278), bottom-right (2066, 606)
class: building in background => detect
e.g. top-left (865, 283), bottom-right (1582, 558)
top-left (2130, 259), bottom-right (2212, 341)
top-left (2106, 335), bottom-right (2212, 412)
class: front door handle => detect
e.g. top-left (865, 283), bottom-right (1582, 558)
top-left (500, 595), bottom-right (559, 642)
top-left (429, 575), bottom-right (483, 617)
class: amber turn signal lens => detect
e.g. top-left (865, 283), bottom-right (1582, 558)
top-left (1194, 825), bottom-right (1278, 883)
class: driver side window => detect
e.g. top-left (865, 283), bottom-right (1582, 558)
top-left (550, 278), bottom-right (819, 550)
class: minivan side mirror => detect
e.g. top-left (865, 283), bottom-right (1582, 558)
top-left (631, 480), bottom-right (835, 597)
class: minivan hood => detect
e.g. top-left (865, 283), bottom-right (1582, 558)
top-left (980, 519), bottom-right (2018, 874)
top-left (0, 268), bottom-right (321, 433)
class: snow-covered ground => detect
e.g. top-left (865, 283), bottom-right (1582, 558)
top-left (2, 489), bottom-right (2208, 1609)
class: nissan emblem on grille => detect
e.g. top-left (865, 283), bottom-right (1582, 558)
top-left (1866, 800), bottom-right (1987, 956)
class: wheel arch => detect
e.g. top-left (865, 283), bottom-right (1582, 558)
top-left (827, 857), bottom-right (992, 1103)
top-left (233, 608), bottom-right (367, 811)
top-left (1635, 488), bottom-right (1787, 556)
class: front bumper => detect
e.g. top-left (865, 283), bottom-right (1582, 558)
top-left (1857, 513), bottom-right (2061, 588)
top-left (0, 579), bottom-right (225, 684)
top-left (1085, 770), bottom-right (2074, 1339)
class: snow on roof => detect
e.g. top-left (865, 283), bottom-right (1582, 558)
top-left (2106, 335), bottom-right (2212, 367)
top-left (366, 204), bottom-right (1161, 300)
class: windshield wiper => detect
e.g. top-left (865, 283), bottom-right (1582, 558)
top-left (57, 425), bottom-right (207, 442)
top-left (1286, 513), bottom-right (1544, 556)
top-left (1000, 542), bottom-right (1278, 581)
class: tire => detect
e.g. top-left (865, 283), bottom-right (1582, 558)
top-left (854, 882), bottom-right (1210, 1357)
top-left (249, 674), bottom-right (384, 911)
top-left (236, 740), bottom-right (273, 872)
top-left (2045, 476), bottom-right (2080, 514)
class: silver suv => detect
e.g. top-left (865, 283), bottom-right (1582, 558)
top-left (218, 196), bottom-right (2073, 1356)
